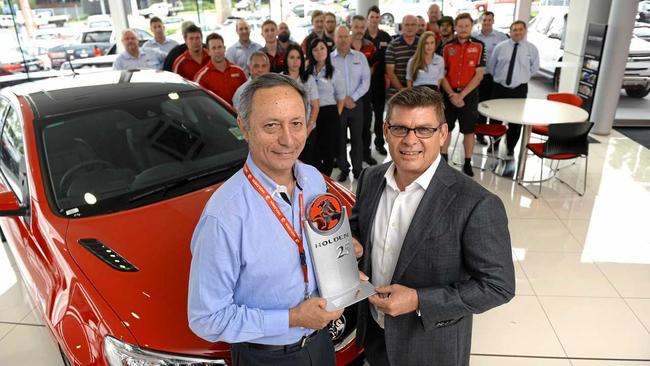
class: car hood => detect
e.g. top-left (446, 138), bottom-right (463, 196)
top-left (65, 185), bottom-right (229, 358)
top-left (64, 178), bottom-right (354, 359)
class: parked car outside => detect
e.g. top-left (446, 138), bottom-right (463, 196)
top-left (0, 48), bottom-right (45, 75)
top-left (528, 8), bottom-right (650, 98)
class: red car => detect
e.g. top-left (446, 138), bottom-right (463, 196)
top-left (0, 70), bottom-right (362, 365)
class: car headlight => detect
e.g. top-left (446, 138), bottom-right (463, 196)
top-left (104, 336), bottom-right (226, 365)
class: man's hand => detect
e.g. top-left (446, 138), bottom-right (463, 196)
top-left (368, 284), bottom-right (419, 317)
top-left (450, 93), bottom-right (465, 107)
top-left (359, 271), bottom-right (369, 281)
top-left (353, 238), bottom-right (363, 258)
top-left (289, 298), bottom-right (344, 330)
top-left (344, 96), bottom-right (357, 109)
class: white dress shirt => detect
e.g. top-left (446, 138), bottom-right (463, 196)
top-left (370, 155), bottom-right (441, 328)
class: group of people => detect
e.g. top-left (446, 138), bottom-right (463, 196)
top-left (182, 4), bottom-right (523, 366)
top-left (114, 4), bottom-right (539, 181)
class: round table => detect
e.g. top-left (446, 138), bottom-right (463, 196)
top-left (478, 98), bottom-right (589, 182)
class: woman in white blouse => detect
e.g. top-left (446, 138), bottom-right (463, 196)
top-left (406, 31), bottom-right (446, 91)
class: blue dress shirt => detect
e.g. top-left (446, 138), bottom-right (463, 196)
top-left (142, 37), bottom-right (179, 56)
top-left (488, 39), bottom-right (540, 88)
top-left (188, 155), bottom-right (326, 345)
top-left (312, 66), bottom-right (346, 107)
top-left (472, 29), bottom-right (508, 73)
top-left (113, 48), bottom-right (166, 70)
top-left (405, 54), bottom-right (445, 87)
top-left (226, 40), bottom-right (263, 70)
top-left (232, 78), bottom-right (251, 110)
top-left (330, 49), bottom-right (370, 102)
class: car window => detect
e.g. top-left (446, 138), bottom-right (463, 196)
top-left (38, 90), bottom-right (248, 217)
top-left (533, 15), bottom-right (553, 35)
top-left (548, 15), bottom-right (565, 37)
top-left (0, 101), bottom-right (26, 202)
top-left (135, 29), bottom-right (153, 41)
top-left (82, 30), bottom-right (111, 43)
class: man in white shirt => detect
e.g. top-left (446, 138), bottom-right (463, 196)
top-left (142, 17), bottom-right (179, 56)
top-left (350, 87), bottom-right (515, 366)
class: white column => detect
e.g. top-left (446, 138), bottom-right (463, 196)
top-left (515, 0), bottom-right (532, 22)
top-left (591, 0), bottom-right (637, 135)
top-left (107, 0), bottom-right (129, 53)
top-left (355, 0), bottom-right (377, 16)
top-left (558, 0), bottom-right (609, 93)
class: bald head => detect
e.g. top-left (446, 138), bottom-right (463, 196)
top-left (334, 25), bottom-right (351, 54)
top-left (121, 29), bottom-right (139, 55)
top-left (402, 15), bottom-right (418, 38)
top-left (236, 19), bottom-right (251, 42)
top-left (427, 4), bottom-right (441, 23)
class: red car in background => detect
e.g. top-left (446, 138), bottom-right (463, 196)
top-left (0, 70), bottom-right (362, 365)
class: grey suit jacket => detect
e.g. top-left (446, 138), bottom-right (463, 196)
top-left (351, 161), bottom-right (515, 366)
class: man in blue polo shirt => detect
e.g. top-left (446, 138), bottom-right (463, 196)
top-left (226, 19), bottom-right (263, 71)
top-left (188, 73), bottom-right (344, 366)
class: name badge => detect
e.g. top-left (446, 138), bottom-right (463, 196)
top-left (231, 73), bottom-right (240, 77)
top-left (380, 41), bottom-right (388, 47)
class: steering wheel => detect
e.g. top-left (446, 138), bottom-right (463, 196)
top-left (59, 160), bottom-right (115, 195)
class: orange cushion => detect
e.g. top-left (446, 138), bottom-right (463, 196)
top-left (475, 123), bottom-right (507, 137)
top-left (527, 143), bottom-right (579, 160)
top-left (532, 125), bottom-right (549, 135)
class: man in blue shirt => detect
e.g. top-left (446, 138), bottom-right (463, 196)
top-left (330, 25), bottom-right (370, 182)
top-left (226, 19), bottom-right (263, 71)
top-left (188, 73), bottom-right (344, 366)
top-left (142, 17), bottom-right (179, 56)
top-left (472, 11), bottom-right (509, 139)
top-left (487, 20), bottom-right (540, 157)
top-left (113, 29), bottom-right (165, 71)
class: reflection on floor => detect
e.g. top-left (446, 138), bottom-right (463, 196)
top-left (1, 127), bottom-right (649, 365)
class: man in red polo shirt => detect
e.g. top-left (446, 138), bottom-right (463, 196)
top-left (172, 24), bottom-right (210, 80)
top-left (441, 12), bottom-right (486, 177)
top-left (194, 33), bottom-right (247, 106)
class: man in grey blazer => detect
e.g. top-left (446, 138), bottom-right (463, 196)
top-left (350, 86), bottom-right (515, 366)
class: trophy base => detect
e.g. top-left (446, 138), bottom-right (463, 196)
top-left (324, 281), bottom-right (376, 312)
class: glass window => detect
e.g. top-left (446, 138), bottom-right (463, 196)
top-left (39, 90), bottom-right (248, 217)
top-left (0, 101), bottom-right (26, 201)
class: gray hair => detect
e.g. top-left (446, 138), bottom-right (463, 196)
top-left (385, 86), bottom-right (445, 125)
top-left (238, 73), bottom-right (309, 129)
top-left (121, 28), bottom-right (137, 39)
top-left (247, 51), bottom-right (270, 67)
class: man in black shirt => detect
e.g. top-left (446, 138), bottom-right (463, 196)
top-left (364, 5), bottom-right (392, 155)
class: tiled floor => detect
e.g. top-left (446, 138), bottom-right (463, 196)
top-left (1, 122), bottom-right (648, 364)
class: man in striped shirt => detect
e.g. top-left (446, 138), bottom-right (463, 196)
top-left (385, 15), bottom-right (419, 98)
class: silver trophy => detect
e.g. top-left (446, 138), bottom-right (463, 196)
top-left (304, 194), bottom-right (376, 311)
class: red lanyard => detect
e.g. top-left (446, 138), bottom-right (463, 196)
top-left (243, 164), bottom-right (309, 300)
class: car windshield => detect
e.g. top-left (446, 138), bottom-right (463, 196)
top-left (38, 89), bottom-right (248, 217)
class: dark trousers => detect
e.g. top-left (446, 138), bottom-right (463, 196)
top-left (361, 92), bottom-right (373, 160)
top-left (370, 80), bottom-right (386, 149)
top-left (491, 82), bottom-right (528, 153)
top-left (477, 74), bottom-right (494, 123)
top-left (338, 102), bottom-right (364, 175)
top-left (365, 317), bottom-right (390, 366)
top-left (231, 330), bottom-right (336, 366)
top-left (311, 105), bottom-right (340, 176)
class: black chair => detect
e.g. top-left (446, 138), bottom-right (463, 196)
top-left (522, 122), bottom-right (593, 198)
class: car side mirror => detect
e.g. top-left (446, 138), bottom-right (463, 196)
top-left (549, 32), bottom-right (562, 40)
top-left (0, 183), bottom-right (28, 216)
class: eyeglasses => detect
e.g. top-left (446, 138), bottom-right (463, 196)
top-left (386, 122), bottom-right (441, 139)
